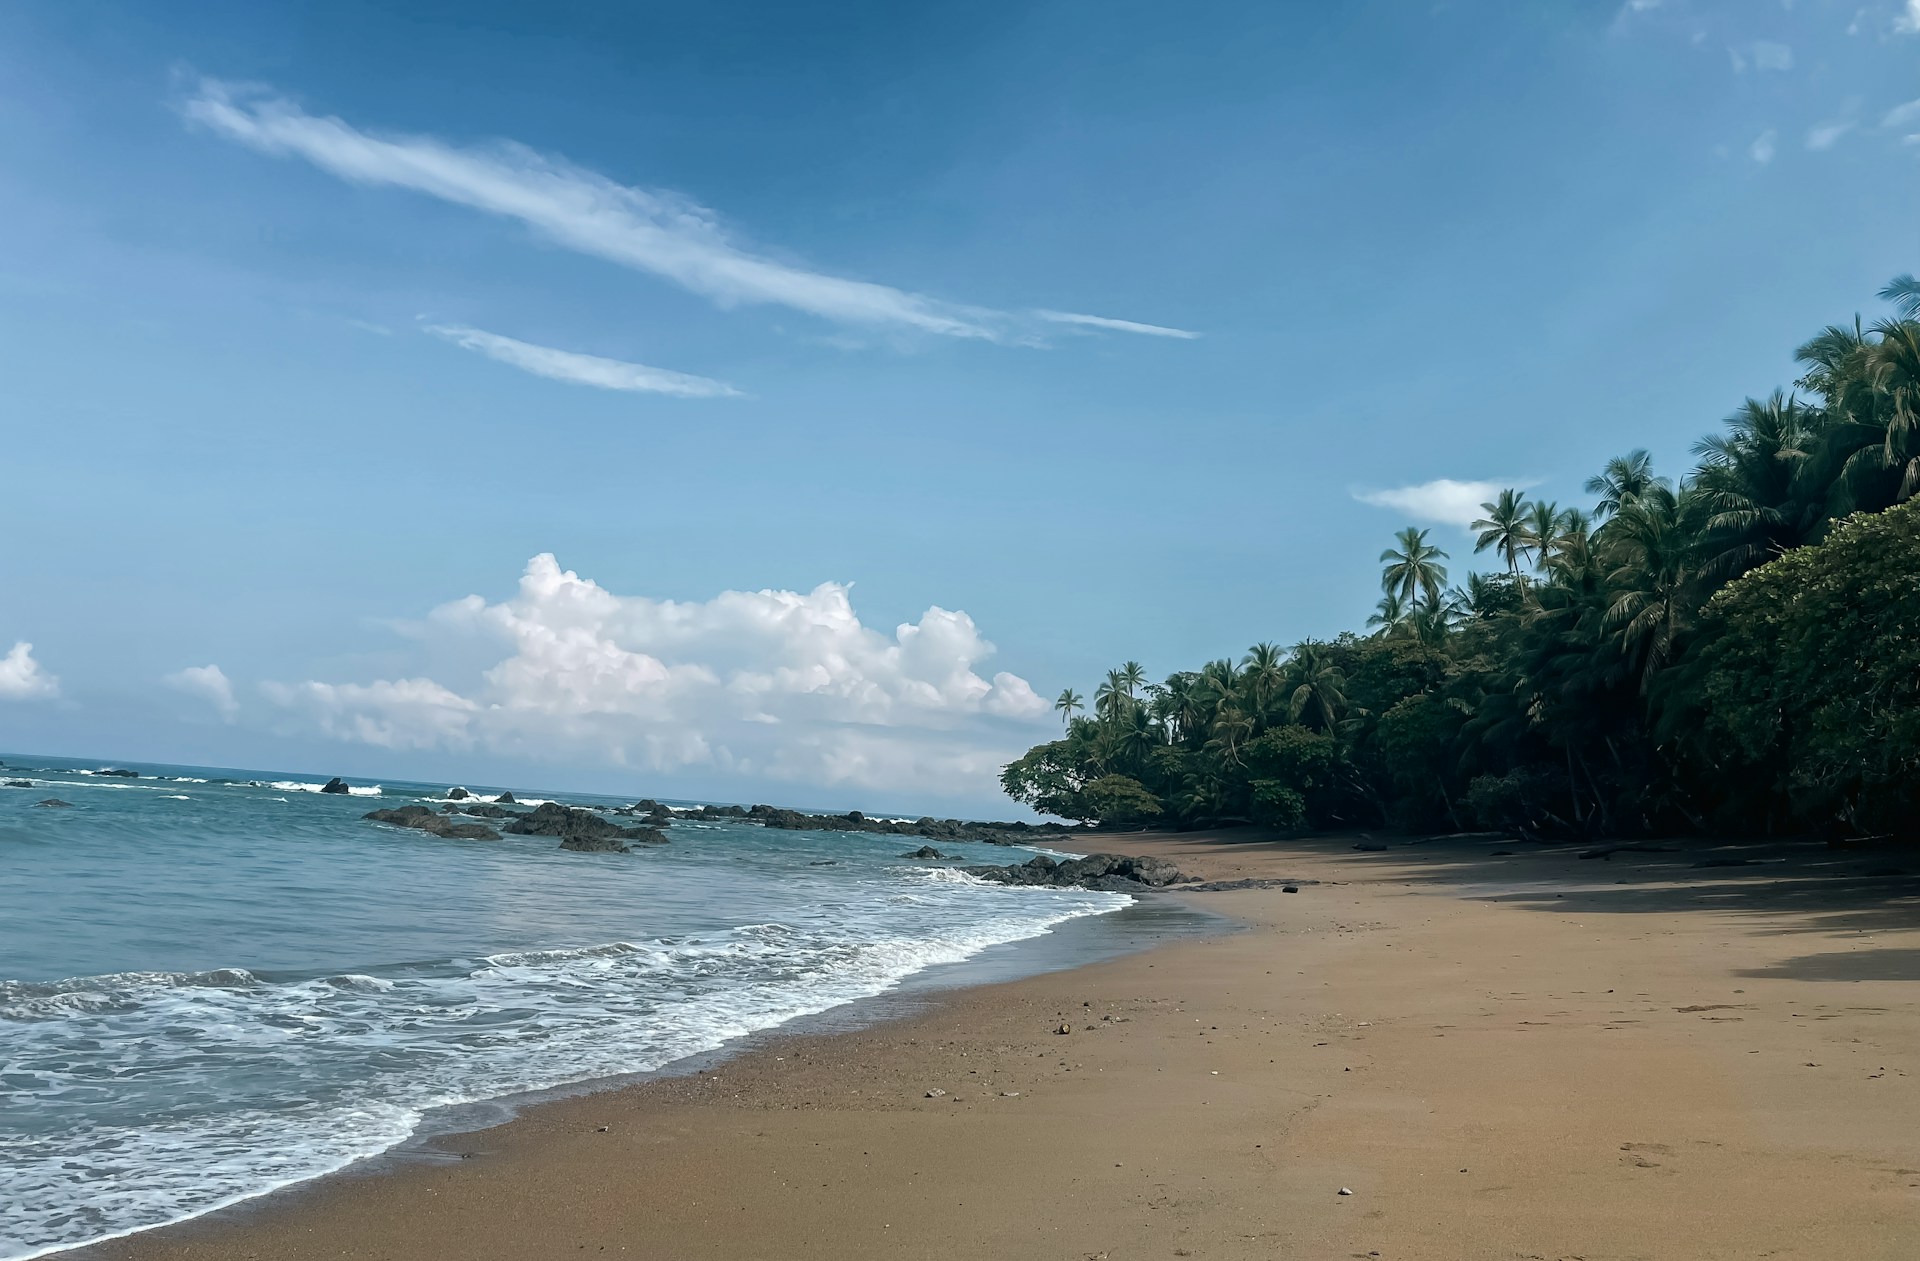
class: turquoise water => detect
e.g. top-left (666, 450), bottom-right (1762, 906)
top-left (0, 755), bottom-right (1127, 1260)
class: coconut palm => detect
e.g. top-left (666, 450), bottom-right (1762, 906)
top-left (1585, 450), bottom-right (1667, 520)
top-left (1240, 642), bottom-right (1287, 723)
top-left (1691, 391), bottom-right (1815, 581)
top-left (1880, 273), bottom-right (1920, 319)
top-left (1522, 499), bottom-right (1565, 572)
top-left (1053, 688), bottom-right (1083, 727)
top-left (1366, 589), bottom-right (1409, 634)
top-left (1380, 527), bottom-right (1450, 608)
top-left (1094, 670), bottom-right (1131, 723)
top-left (1601, 485), bottom-right (1701, 693)
top-left (1287, 643), bottom-right (1349, 731)
top-left (1472, 488), bottom-right (1531, 574)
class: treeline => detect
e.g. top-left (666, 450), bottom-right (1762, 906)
top-left (1002, 279), bottom-right (1920, 840)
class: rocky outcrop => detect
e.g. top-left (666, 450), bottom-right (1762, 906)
top-left (620, 799), bottom-right (674, 826)
top-left (445, 803), bottom-right (514, 819)
top-left (4, 779), bottom-right (32, 788)
top-left (743, 804), bottom-right (1065, 845)
top-left (319, 777), bottom-right (352, 795)
top-left (495, 791), bottom-right (517, 805)
top-left (962, 853), bottom-right (1189, 892)
top-left (96, 768), bottom-right (139, 778)
top-left (505, 802), bottom-right (668, 850)
top-left (36, 798), bottom-right (73, 808)
top-left (364, 805), bottom-right (500, 841)
top-left (447, 787), bottom-right (470, 800)
top-left (903, 845), bottom-right (947, 859)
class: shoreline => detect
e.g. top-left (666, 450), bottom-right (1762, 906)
top-left (67, 829), bottom-right (1920, 1260)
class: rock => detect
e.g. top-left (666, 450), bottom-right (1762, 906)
top-left (363, 805), bottom-right (501, 841)
top-left (962, 853), bottom-right (1192, 893)
top-left (1056, 1022), bottom-right (1073, 1035)
top-left (495, 791), bottom-right (517, 805)
top-left (903, 846), bottom-right (946, 859)
top-left (36, 798), bottom-right (72, 808)
top-left (559, 835), bottom-right (631, 853)
top-left (451, 803), bottom-right (514, 819)
top-left (96, 767), bottom-right (139, 778)
top-left (4, 779), bottom-right (32, 788)
top-left (742, 803), bottom-right (1073, 845)
top-left (447, 787), bottom-right (470, 800)
top-left (924, 1088), bottom-right (945, 1098)
top-left (319, 777), bottom-right (352, 795)
top-left (1338, 1187), bottom-right (1353, 1196)
top-left (1282, 885), bottom-right (1299, 893)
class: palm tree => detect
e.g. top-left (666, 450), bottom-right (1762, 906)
top-left (1380, 526), bottom-right (1450, 608)
top-left (1053, 688), bottom-right (1083, 727)
top-left (1601, 485), bottom-right (1700, 693)
top-left (1288, 643), bottom-right (1349, 731)
top-left (1691, 391), bottom-right (1815, 581)
top-left (1094, 670), bottom-right (1131, 723)
top-left (1366, 589), bottom-right (1408, 634)
top-left (1585, 450), bottom-right (1667, 520)
top-left (1119, 661), bottom-right (1147, 701)
top-left (1471, 488), bottom-right (1531, 574)
top-left (1240, 642), bottom-right (1286, 724)
top-left (1880, 273), bottom-right (1920, 319)
top-left (1522, 499), bottom-right (1565, 572)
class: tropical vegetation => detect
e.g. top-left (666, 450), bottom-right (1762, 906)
top-left (1001, 280), bottom-right (1920, 840)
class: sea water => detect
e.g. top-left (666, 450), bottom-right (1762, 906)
top-left (0, 755), bottom-right (1129, 1260)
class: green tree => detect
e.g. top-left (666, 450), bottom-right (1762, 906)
top-left (1472, 488), bottom-right (1531, 575)
top-left (1053, 688), bottom-right (1083, 727)
top-left (1379, 526), bottom-right (1449, 608)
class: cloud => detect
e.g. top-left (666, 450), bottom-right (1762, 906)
top-left (0, 642), bottom-right (58, 700)
top-left (181, 78), bottom-right (1187, 346)
top-left (164, 664), bottom-right (239, 720)
top-left (1806, 120), bottom-right (1856, 150)
top-left (425, 324), bottom-right (741, 398)
top-left (1898, 0), bottom-right (1920, 33)
top-left (264, 555), bottom-right (1050, 801)
top-left (1032, 310), bottom-right (1200, 340)
top-left (1750, 129), bottom-right (1778, 163)
top-left (1882, 98), bottom-right (1920, 128)
top-left (1750, 41), bottom-right (1794, 71)
top-left (1353, 479), bottom-right (1527, 529)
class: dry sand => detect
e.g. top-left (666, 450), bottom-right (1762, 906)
top-left (77, 830), bottom-right (1920, 1260)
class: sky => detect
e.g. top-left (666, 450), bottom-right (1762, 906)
top-left (3, 0), bottom-right (1918, 814)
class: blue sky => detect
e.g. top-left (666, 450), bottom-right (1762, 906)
top-left (3, 0), bottom-right (1918, 812)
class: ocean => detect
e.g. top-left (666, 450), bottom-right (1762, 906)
top-left (0, 755), bottom-right (1136, 1260)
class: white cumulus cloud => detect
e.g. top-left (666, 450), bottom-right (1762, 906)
top-left (264, 555), bottom-right (1050, 801)
top-left (0, 642), bottom-right (58, 700)
top-left (424, 324), bottom-right (741, 398)
top-left (1898, 0), bottom-right (1920, 34)
top-left (164, 664), bottom-right (239, 720)
top-left (181, 78), bottom-right (1193, 345)
top-left (1750, 129), bottom-right (1778, 163)
top-left (1353, 479), bottom-right (1526, 529)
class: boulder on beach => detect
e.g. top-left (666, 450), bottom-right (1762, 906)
top-left (37, 799), bottom-right (73, 808)
top-left (363, 805), bottom-right (501, 841)
top-left (961, 853), bottom-right (1189, 892)
top-left (319, 777), bottom-right (352, 795)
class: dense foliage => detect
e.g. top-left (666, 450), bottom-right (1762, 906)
top-left (1003, 280), bottom-right (1920, 839)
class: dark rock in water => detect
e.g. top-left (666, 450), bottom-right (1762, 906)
top-left (36, 798), bottom-right (73, 808)
top-left (903, 845), bottom-right (946, 859)
top-left (962, 853), bottom-right (1189, 892)
top-left (507, 802), bottom-right (667, 849)
top-left (559, 834), bottom-right (631, 853)
top-left (319, 777), bottom-right (352, 795)
top-left (4, 779), bottom-right (32, 788)
top-left (633, 798), bottom-right (661, 813)
top-left (96, 768), bottom-right (139, 778)
top-left (450, 803), bottom-right (514, 819)
top-left (363, 805), bottom-right (500, 841)
top-left (741, 803), bottom-right (1072, 846)
top-left (495, 791), bottom-right (517, 805)
top-left (447, 787), bottom-right (470, 801)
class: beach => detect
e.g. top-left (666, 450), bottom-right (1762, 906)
top-left (78, 829), bottom-right (1920, 1261)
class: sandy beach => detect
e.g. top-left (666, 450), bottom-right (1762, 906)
top-left (78, 829), bottom-right (1919, 1261)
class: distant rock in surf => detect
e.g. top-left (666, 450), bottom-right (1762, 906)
top-left (742, 804), bottom-right (1061, 845)
top-left (447, 787), bottom-right (470, 800)
top-left (36, 798), bottom-right (74, 808)
top-left (97, 768), bottom-right (139, 778)
top-left (4, 779), bottom-right (32, 788)
top-left (319, 777), bottom-right (352, 795)
top-left (903, 846), bottom-right (947, 859)
top-left (506, 802), bottom-right (668, 851)
top-left (495, 791), bottom-right (517, 805)
top-left (364, 805), bottom-right (500, 841)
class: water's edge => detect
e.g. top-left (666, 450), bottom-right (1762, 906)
top-left (52, 896), bottom-right (1233, 1260)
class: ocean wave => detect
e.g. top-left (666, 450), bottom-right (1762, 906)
top-left (249, 781), bottom-right (383, 797)
top-left (0, 891), bottom-right (1125, 1260)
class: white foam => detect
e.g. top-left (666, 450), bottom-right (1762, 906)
top-left (257, 781), bottom-right (383, 797)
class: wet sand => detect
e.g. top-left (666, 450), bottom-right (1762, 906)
top-left (78, 830), bottom-right (1920, 1260)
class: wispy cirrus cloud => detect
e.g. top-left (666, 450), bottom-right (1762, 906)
top-left (181, 78), bottom-right (1195, 345)
top-left (0, 642), bottom-right (59, 700)
top-left (1806, 120), bottom-right (1856, 151)
top-left (425, 324), bottom-right (742, 398)
top-left (1033, 310), bottom-right (1201, 340)
top-left (1353, 478), bottom-right (1530, 529)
